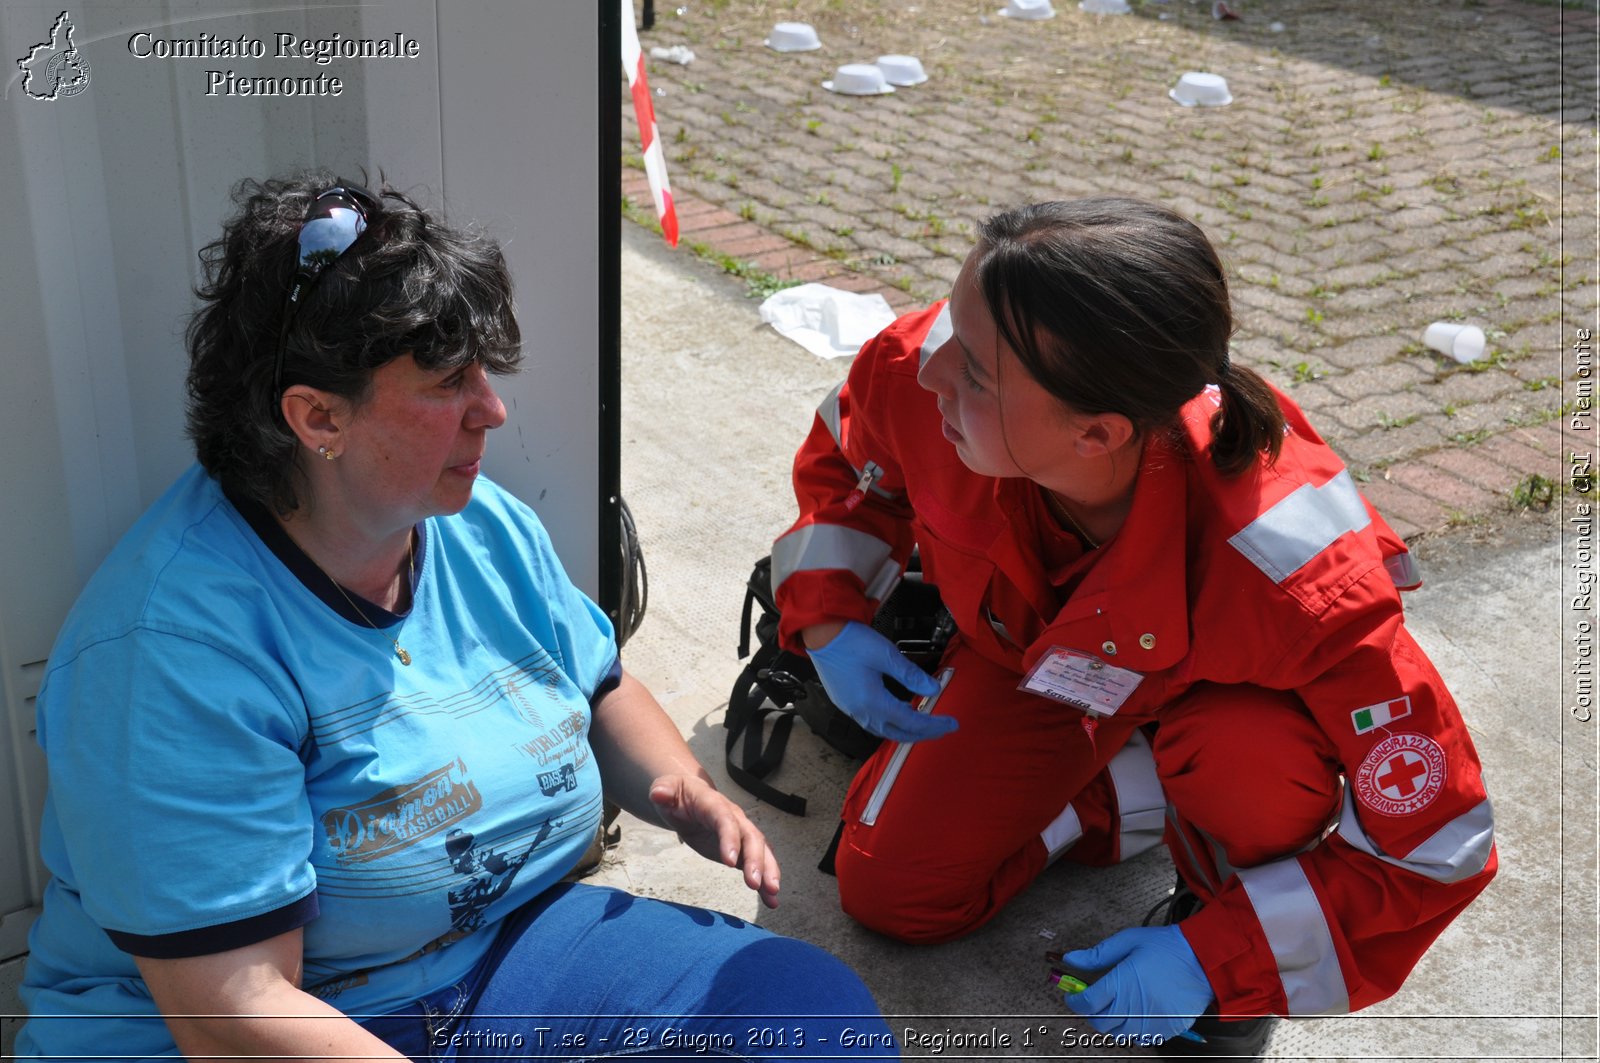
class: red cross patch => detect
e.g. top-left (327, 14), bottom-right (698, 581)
top-left (1355, 733), bottom-right (1448, 816)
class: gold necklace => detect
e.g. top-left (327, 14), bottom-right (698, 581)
top-left (1043, 488), bottom-right (1099, 550)
top-left (316, 534), bottom-right (416, 666)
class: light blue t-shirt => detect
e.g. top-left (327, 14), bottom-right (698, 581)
top-left (19, 466), bottom-right (618, 1059)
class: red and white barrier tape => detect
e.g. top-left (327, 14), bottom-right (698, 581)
top-left (621, 0), bottom-right (679, 246)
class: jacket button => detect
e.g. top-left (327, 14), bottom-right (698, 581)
top-left (1101, 640), bottom-right (1117, 655)
top-left (1140, 633), bottom-right (1156, 650)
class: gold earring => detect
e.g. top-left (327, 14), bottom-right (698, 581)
top-left (318, 445), bottom-right (336, 460)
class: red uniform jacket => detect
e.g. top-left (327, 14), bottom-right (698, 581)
top-left (774, 301), bottom-right (1496, 1017)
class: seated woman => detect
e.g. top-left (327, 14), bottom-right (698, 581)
top-left (773, 197), bottom-right (1496, 1054)
top-left (18, 172), bottom-right (893, 1061)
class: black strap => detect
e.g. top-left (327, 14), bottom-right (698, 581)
top-left (725, 654), bottom-right (809, 816)
top-left (737, 579), bottom-right (758, 660)
top-left (724, 553), bottom-right (935, 817)
top-left (817, 819), bottom-right (846, 876)
top-left (727, 559), bottom-right (810, 814)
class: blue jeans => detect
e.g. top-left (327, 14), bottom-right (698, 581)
top-left (360, 883), bottom-right (898, 1061)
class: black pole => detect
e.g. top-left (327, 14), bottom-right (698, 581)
top-left (597, 3), bottom-right (624, 631)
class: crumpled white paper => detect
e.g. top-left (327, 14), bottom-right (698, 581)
top-left (649, 44), bottom-right (695, 65)
top-left (758, 283), bottom-right (897, 359)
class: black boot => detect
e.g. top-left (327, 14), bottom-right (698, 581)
top-left (1145, 877), bottom-right (1276, 1059)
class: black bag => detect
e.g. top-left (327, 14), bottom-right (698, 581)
top-left (725, 553), bottom-right (951, 815)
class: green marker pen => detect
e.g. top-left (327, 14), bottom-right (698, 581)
top-left (1046, 969), bottom-right (1089, 994)
top-left (1046, 967), bottom-right (1206, 1045)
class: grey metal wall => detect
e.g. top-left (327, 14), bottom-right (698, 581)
top-left (0, 0), bottom-right (612, 962)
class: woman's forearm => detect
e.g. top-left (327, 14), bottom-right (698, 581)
top-left (162, 985), bottom-right (405, 1062)
top-left (587, 668), bottom-right (782, 907)
top-left (135, 931), bottom-right (407, 1061)
top-left (588, 669), bottom-right (710, 824)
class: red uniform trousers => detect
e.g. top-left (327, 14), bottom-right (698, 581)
top-left (834, 637), bottom-right (1342, 944)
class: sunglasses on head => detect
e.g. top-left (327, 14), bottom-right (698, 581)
top-left (271, 180), bottom-right (378, 401)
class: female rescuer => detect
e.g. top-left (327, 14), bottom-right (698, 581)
top-left (770, 197), bottom-right (1496, 1051)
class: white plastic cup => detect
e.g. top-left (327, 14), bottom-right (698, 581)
top-left (1170, 71), bottom-right (1233, 107)
top-left (1423, 322), bottom-right (1487, 364)
top-left (766, 22), bottom-right (822, 52)
top-left (823, 64), bottom-right (895, 96)
top-left (875, 55), bottom-right (928, 87)
top-left (1000, 0), bottom-right (1057, 20)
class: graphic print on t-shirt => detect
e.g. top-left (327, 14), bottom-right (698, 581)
top-left (444, 821), bottom-right (545, 934)
top-left (309, 649), bottom-right (567, 744)
top-left (497, 647), bottom-right (568, 723)
top-left (322, 757), bottom-right (483, 865)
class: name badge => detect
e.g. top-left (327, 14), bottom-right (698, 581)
top-left (1018, 646), bottom-right (1143, 715)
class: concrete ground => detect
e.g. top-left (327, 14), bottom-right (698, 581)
top-left (593, 219), bottom-right (1598, 1060)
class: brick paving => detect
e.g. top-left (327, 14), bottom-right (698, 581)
top-left (622, 0), bottom-right (1597, 537)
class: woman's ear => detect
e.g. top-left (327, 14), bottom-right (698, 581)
top-left (279, 385), bottom-right (344, 454)
top-left (1072, 410), bottom-right (1138, 457)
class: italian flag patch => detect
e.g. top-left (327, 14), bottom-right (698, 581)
top-left (1352, 696), bottom-right (1412, 735)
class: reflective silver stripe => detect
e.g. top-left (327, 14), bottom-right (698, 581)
top-left (818, 381), bottom-right (845, 448)
top-left (918, 303), bottom-right (953, 368)
top-left (772, 524), bottom-right (895, 595)
top-left (986, 608), bottom-right (1019, 648)
top-left (1108, 730), bottom-right (1166, 861)
top-left (1166, 805), bottom-right (1221, 894)
top-left (1334, 788), bottom-right (1494, 884)
top-left (1041, 803), bottom-right (1084, 863)
top-left (815, 385), bottom-right (898, 501)
top-left (859, 668), bottom-right (953, 826)
top-left (1385, 551), bottom-right (1422, 589)
top-left (863, 557), bottom-right (902, 604)
top-left (1195, 823), bottom-right (1240, 884)
top-left (1237, 859), bottom-right (1349, 1015)
top-left (1229, 470), bottom-right (1372, 584)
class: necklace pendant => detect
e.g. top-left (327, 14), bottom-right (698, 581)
top-left (395, 645), bottom-right (413, 666)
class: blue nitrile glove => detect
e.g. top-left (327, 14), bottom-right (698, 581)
top-left (807, 621), bottom-right (956, 743)
top-left (1059, 925), bottom-right (1214, 1045)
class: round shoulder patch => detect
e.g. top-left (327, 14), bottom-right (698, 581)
top-left (1355, 733), bottom-right (1448, 816)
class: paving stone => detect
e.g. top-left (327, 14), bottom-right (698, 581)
top-left (780, 258), bottom-right (850, 285)
top-left (1331, 285), bottom-right (1408, 315)
top-left (1340, 389), bottom-right (1439, 432)
top-left (748, 244), bottom-right (826, 275)
top-left (710, 230), bottom-right (797, 259)
top-left (1384, 456), bottom-right (1504, 514)
top-left (1534, 417), bottom-right (1587, 460)
top-left (1477, 431), bottom-right (1565, 476)
top-left (827, 271), bottom-right (896, 295)
top-left (1420, 444), bottom-right (1532, 502)
top-left (1354, 476), bottom-right (1446, 539)
top-left (677, 209), bottom-right (747, 239)
top-left (1429, 367), bottom-right (1526, 406)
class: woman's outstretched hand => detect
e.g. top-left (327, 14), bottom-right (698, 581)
top-left (649, 774), bottom-right (781, 909)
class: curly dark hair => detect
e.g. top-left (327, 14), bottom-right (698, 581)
top-left (184, 169), bottom-right (522, 514)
